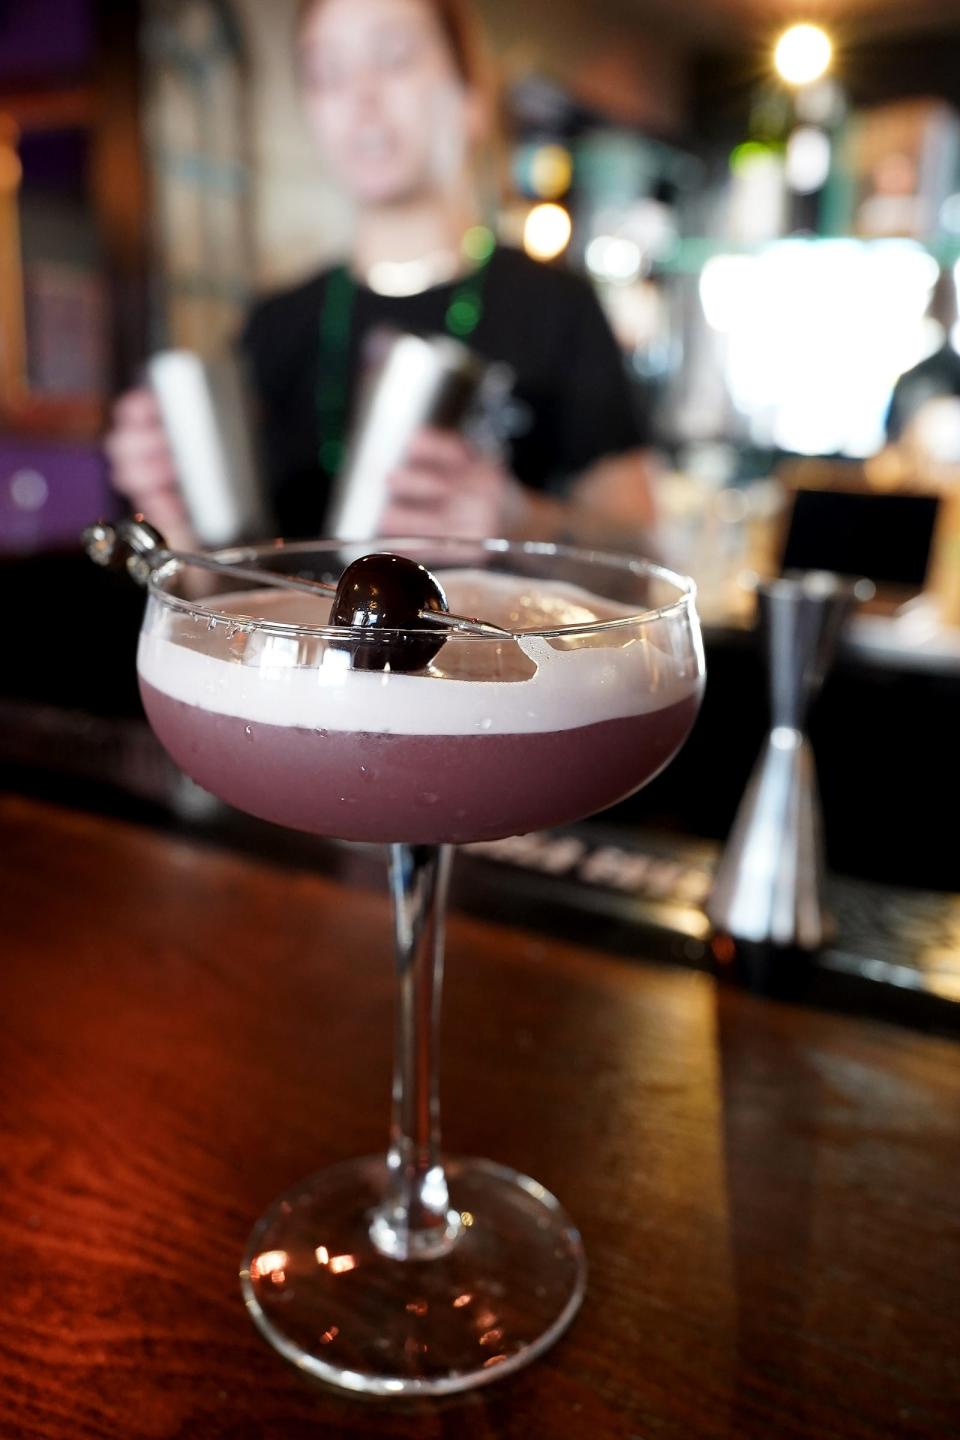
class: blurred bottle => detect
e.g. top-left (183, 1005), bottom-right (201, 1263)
top-left (727, 88), bottom-right (790, 244)
top-left (730, 78), bottom-right (849, 242)
top-left (847, 99), bottom-right (960, 240)
top-left (786, 79), bottom-right (849, 235)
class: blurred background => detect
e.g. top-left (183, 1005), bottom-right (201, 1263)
top-left (4, 0), bottom-right (960, 539)
top-left (1, 0), bottom-right (959, 1000)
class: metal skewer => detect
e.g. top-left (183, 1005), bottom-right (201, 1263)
top-left (82, 518), bottom-right (513, 637)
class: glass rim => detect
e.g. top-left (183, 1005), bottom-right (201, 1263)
top-left (146, 537), bottom-right (699, 641)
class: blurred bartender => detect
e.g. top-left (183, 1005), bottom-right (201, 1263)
top-left (106, 0), bottom-right (655, 549)
top-left (886, 267), bottom-right (960, 449)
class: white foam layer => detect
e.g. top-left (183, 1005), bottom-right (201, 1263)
top-left (138, 572), bottom-right (701, 736)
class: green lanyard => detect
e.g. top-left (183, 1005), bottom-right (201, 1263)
top-left (316, 227), bottom-right (496, 475)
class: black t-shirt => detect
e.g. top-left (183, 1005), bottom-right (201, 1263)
top-left (240, 247), bottom-right (643, 538)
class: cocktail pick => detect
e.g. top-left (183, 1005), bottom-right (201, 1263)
top-left (81, 518), bottom-right (513, 638)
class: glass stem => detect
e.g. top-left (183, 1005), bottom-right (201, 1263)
top-left (369, 843), bottom-right (462, 1262)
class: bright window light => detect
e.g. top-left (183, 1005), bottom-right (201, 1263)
top-left (699, 240), bottom-right (940, 456)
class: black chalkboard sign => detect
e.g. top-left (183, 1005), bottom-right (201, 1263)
top-left (781, 488), bottom-right (940, 589)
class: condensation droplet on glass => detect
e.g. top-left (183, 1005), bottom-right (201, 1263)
top-left (244, 725), bottom-right (254, 740)
top-left (480, 717), bottom-right (493, 731)
top-left (314, 727), bottom-right (329, 739)
top-left (422, 792), bottom-right (439, 806)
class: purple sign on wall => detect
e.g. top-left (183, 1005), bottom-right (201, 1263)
top-left (0, 439), bottom-right (116, 554)
top-left (0, 0), bottom-right (94, 83)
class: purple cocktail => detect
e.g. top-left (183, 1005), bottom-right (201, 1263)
top-left (135, 539), bottom-right (704, 1397)
top-left (139, 572), bottom-right (700, 845)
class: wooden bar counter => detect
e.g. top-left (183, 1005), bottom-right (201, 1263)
top-left (1, 795), bottom-right (957, 1440)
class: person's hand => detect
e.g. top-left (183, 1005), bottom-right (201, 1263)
top-left (104, 388), bottom-right (196, 551)
top-left (570, 449), bottom-right (658, 532)
top-left (378, 427), bottom-right (527, 540)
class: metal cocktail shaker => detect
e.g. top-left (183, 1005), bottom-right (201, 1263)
top-left (327, 330), bottom-right (513, 542)
top-left (148, 349), bottom-right (272, 547)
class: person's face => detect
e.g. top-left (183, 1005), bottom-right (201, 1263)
top-left (299, 0), bottom-right (481, 207)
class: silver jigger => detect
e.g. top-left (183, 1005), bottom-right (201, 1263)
top-left (707, 572), bottom-right (864, 953)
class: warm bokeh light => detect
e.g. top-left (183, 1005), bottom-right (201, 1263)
top-left (712, 934), bottom-right (736, 966)
top-left (250, 1249), bottom-right (287, 1280)
top-left (523, 203), bottom-right (572, 262)
top-left (530, 143), bottom-right (573, 199)
top-left (328, 1253), bottom-right (358, 1274)
top-left (0, 155), bottom-right (20, 194)
top-left (774, 23), bottom-right (832, 86)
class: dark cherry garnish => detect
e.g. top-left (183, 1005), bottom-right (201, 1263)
top-left (331, 553), bottom-right (449, 672)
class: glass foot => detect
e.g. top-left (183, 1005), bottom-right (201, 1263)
top-left (240, 1155), bottom-right (586, 1396)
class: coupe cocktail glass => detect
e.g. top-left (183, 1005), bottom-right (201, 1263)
top-left (137, 537), bottom-right (704, 1396)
